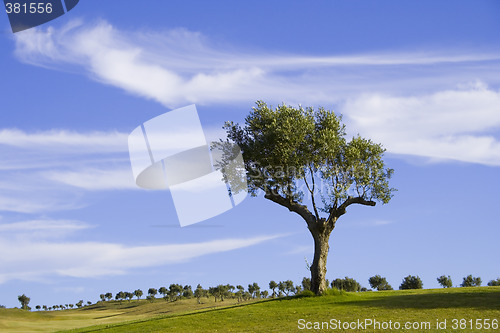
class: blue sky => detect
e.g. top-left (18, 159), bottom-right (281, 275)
top-left (1, 0), bottom-right (500, 308)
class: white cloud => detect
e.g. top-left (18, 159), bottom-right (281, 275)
top-left (0, 128), bottom-right (128, 152)
top-left (0, 219), bottom-right (92, 239)
top-left (10, 20), bottom-right (500, 167)
top-left (43, 168), bottom-right (136, 190)
top-left (343, 83), bottom-right (500, 166)
top-left (0, 233), bottom-right (284, 283)
top-left (13, 20), bottom-right (500, 108)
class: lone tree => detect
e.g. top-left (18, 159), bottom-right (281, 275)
top-left (134, 289), bottom-right (143, 300)
top-left (461, 275), bottom-right (481, 287)
top-left (368, 275), bottom-right (393, 291)
top-left (399, 275), bottom-right (423, 290)
top-left (222, 101), bottom-right (395, 294)
top-left (18, 294), bottom-right (30, 310)
top-left (437, 275), bottom-right (453, 288)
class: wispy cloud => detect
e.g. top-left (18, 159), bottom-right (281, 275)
top-left (0, 232), bottom-right (285, 283)
top-left (343, 81), bottom-right (500, 166)
top-left (0, 128), bottom-right (132, 213)
top-left (13, 20), bottom-right (500, 108)
top-left (0, 128), bottom-right (127, 152)
top-left (0, 219), bottom-right (92, 238)
top-left (43, 168), bottom-right (136, 190)
top-left (10, 20), bottom-right (500, 167)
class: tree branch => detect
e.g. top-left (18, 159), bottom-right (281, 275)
top-left (329, 196), bottom-right (376, 221)
top-left (304, 166), bottom-right (320, 221)
top-left (264, 191), bottom-right (317, 227)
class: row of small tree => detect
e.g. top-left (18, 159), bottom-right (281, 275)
top-left (17, 275), bottom-right (500, 311)
top-left (330, 275), bottom-right (499, 291)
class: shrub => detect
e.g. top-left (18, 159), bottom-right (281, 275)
top-left (399, 275), bottom-right (423, 290)
top-left (368, 275), bottom-right (393, 291)
top-left (331, 277), bottom-right (361, 292)
top-left (437, 275), bottom-right (453, 288)
top-left (301, 277), bottom-right (311, 291)
top-left (461, 275), bottom-right (481, 287)
top-left (297, 289), bottom-right (316, 298)
top-left (487, 278), bottom-right (500, 286)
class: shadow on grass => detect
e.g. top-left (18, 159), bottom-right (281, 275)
top-left (334, 289), bottom-right (500, 310)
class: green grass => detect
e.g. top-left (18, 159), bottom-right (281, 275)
top-left (1, 287), bottom-right (499, 332)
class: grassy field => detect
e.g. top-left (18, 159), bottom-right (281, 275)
top-left (1, 287), bottom-right (499, 333)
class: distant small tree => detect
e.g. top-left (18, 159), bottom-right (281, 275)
top-left (284, 280), bottom-right (295, 296)
top-left (18, 294), bottom-right (30, 310)
top-left (250, 283), bottom-right (260, 298)
top-left (148, 288), bottom-right (158, 301)
top-left (35, 305), bottom-right (41, 311)
top-left (208, 286), bottom-right (219, 302)
top-left (269, 281), bottom-right (278, 298)
top-left (461, 275), bottom-right (481, 287)
top-left (243, 291), bottom-right (252, 301)
top-left (42, 305), bottom-right (47, 311)
top-left (235, 285), bottom-right (245, 302)
top-left (159, 287), bottom-right (168, 300)
top-left (69, 304), bottom-right (74, 309)
top-left (194, 284), bottom-right (205, 304)
top-left (105, 293), bottom-right (112, 301)
top-left (115, 291), bottom-right (125, 303)
top-left (331, 277), bottom-right (361, 292)
top-left (87, 301), bottom-right (92, 306)
top-left (487, 278), bottom-right (500, 286)
top-left (99, 294), bottom-right (106, 302)
top-left (125, 292), bottom-right (133, 302)
top-left (134, 289), bottom-right (143, 300)
top-left (278, 281), bottom-right (286, 297)
top-left (76, 300), bottom-right (83, 308)
top-left (399, 275), bottom-right (423, 290)
top-left (168, 284), bottom-right (183, 301)
top-left (183, 285), bottom-right (194, 299)
top-left (437, 275), bottom-right (453, 288)
top-left (302, 277), bottom-right (311, 291)
top-left (295, 285), bottom-right (303, 294)
top-left (261, 290), bottom-right (269, 298)
top-left (368, 275), bottom-right (393, 291)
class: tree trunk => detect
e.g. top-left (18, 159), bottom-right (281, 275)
top-left (310, 229), bottom-right (331, 295)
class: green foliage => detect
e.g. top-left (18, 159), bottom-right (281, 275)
top-left (461, 275), bottom-right (482, 287)
top-left (148, 288), bottom-right (158, 301)
top-left (437, 275), bottom-right (453, 288)
top-left (368, 275), bottom-right (393, 291)
top-left (183, 285), bottom-right (194, 299)
top-left (302, 277), bottom-right (311, 291)
top-left (194, 284), bottom-right (206, 303)
top-left (17, 294), bottom-right (30, 310)
top-left (222, 101), bottom-right (395, 208)
top-left (134, 289), bottom-right (143, 300)
top-left (331, 277), bottom-right (361, 292)
top-left (248, 283), bottom-right (260, 299)
top-left (269, 280), bottom-right (278, 298)
top-left (488, 278), bottom-right (500, 286)
top-left (297, 289), bottom-right (316, 298)
top-left (399, 275), bottom-right (423, 290)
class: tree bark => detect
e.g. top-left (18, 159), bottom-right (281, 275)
top-left (310, 228), bottom-right (331, 295)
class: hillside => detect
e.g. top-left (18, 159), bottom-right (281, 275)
top-left (1, 287), bottom-right (499, 333)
